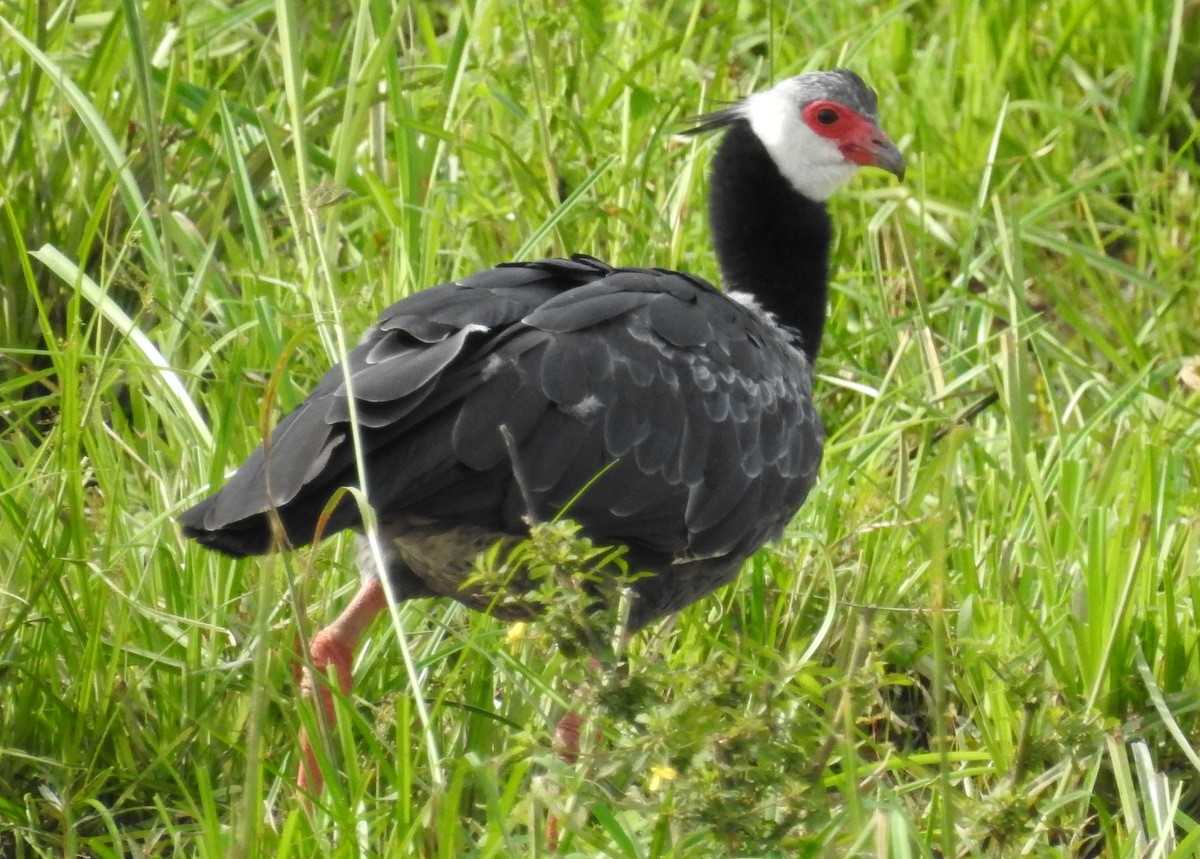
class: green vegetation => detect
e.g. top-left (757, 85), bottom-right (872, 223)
top-left (2, 0), bottom-right (1199, 855)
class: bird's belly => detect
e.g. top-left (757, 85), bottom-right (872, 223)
top-left (371, 516), bottom-right (534, 619)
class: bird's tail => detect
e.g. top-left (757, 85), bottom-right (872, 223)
top-left (178, 495), bottom-right (275, 557)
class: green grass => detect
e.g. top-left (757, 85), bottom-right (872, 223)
top-left (2, 0), bottom-right (1200, 855)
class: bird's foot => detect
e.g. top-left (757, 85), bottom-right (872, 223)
top-left (294, 577), bottom-right (388, 798)
top-left (297, 629), bottom-right (355, 795)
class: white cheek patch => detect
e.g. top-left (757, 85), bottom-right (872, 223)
top-left (741, 88), bottom-right (859, 201)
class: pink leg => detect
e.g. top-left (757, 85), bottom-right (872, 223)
top-left (554, 711), bottom-right (584, 764)
top-left (547, 656), bottom-right (609, 847)
top-left (546, 710), bottom-right (584, 849)
top-left (297, 577), bottom-right (388, 795)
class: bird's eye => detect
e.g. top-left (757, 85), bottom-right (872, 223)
top-left (816, 108), bottom-right (839, 125)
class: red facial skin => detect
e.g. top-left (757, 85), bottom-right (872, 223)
top-left (801, 99), bottom-right (898, 168)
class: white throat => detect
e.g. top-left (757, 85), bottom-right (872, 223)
top-left (740, 85), bottom-right (859, 202)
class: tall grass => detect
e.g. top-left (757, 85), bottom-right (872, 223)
top-left (2, 0), bottom-right (1198, 855)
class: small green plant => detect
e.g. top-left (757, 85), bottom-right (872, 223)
top-left (467, 517), bottom-right (637, 657)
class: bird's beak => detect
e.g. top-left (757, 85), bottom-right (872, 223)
top-left (840, 123), bottom-right (906, 181)
top-left (864, 125), bottom-right (905, 181)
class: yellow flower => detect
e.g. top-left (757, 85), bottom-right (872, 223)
top-left (648, 764), bottom-right (677, 792)
top-left (505, 622), bottom-right (529, 650)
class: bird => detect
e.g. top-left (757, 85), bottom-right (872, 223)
top-left (178, 67), bottom-right (904, 798)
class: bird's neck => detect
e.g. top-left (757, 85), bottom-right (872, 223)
top-left (707, 121), bottom-right (832, 362)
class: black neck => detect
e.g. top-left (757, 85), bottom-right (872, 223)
top-left (707, 121), bottom-right (832, 362)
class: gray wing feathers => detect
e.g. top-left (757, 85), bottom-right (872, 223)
top-left (184, 257), bottom-right (823, 572)
top-left (515, 270), bottom-right (822, 560)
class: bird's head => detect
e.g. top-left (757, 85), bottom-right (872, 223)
top-left (686, 68), bottom-right (905, 201)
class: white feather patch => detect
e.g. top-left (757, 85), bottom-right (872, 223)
top-left (729, 290), bottom-right (794, 337)
top-left (567, 394), bottom-right (603, 419)
top-left (479, 353), bottom-right (504, 381)
top-left (726, 290), bottom-right (767, 316)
